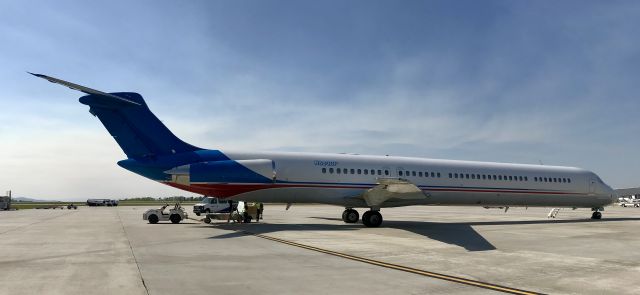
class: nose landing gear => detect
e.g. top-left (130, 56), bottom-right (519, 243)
top-left (591, 207), bottom-right (603, 220)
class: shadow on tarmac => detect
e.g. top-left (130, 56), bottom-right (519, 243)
top-left (201, 217), bottom-right (640, 252)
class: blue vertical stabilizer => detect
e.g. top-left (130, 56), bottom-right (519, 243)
top-left (80, 92), bottom-right (201, 160)
top-left (30, 73), bottom-right (201, 160)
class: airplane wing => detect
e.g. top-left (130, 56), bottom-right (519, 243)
top-left (362, 178), bottom-right (428, 207)
top-left (29, 72), bottom-right (141, 106)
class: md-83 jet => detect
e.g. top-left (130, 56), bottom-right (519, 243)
top-left (32, 73), bottom-right (617, 227)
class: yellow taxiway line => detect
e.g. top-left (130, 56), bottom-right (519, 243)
top-left (243, 231), bottom-right (543, 295)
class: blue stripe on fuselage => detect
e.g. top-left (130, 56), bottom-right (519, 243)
top-left (117, 149), bottom-right (231, 181)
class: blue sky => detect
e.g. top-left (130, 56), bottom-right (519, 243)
top-left (1, 1), bottom-right (639, 200)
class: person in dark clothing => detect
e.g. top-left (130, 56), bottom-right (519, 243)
top-left (256, 202), bottom-right (264, 221)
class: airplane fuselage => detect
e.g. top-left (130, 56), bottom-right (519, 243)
top-left (118, 149), bottom-right (616, 209)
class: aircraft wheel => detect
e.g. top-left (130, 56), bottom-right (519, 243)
top-left (362, 210), bottom-right (383, 227)
top-left (342, 209), bottom-right (359, 223)
top-left (204, 217), bottom-right (212, 224)
top-left (170, 214), bottom-right (182, 224)
top-left (148, 214), bottom-right (159, 224)
top-left (591, 211), bottom-right (602, 220)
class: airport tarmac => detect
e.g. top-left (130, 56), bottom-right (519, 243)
top-left (0, 205), bottom-right (639, 295)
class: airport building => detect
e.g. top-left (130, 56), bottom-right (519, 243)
top-left (616, 187), bottom-right (640, 198)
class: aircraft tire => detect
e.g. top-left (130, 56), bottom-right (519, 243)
top-left (170, 214), bottom-right (182, 224)
top-left (591, 211), bottom-right (602, 220)
top-left (362, 211), bottom-right (383, 227)
top-left (342, 209), bottom-right (359, 223)
top-left (148, 214), bottom-right (159, 224)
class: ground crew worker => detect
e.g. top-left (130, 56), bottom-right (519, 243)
top-left (256, 202), bottom-right (264, 221)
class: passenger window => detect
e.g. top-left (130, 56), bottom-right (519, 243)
top-left (568, 178), bottom-right (571, 183)
top-left (337, 168), bottom-right (341, 174)
top-left (398, 171), bottom-right (403, 176)
top-left (482, 175), bottom-right (486, 180)
top-left (454, 173), bottom-right (458, 178)
top-left (543, 177), bottom-right (547, 182)
top-left (364, 169), bottom-right (369, 175)
top-left (419, 172), bottom-right (423, 177)
top-left (322, 168), bottom-right (326, 173)
top-left (329, 168), bottom-right (334, 174)
top-left (378, 170), bottom-right (382, 175)
top-left (411, 171), bottom-right (416, 177)
top-left (492, 175), bottom-right (497, 180)
top-left (384, 170), bottom-right (389, 176)
top-left (465, 174), bottom-right (470, 179)
top-left (524, 176), bottom-right (528, 181)
top-left (498, 175), bottom-right (502, 180)
top-left (449, 173), bottom-right (453, 178)
top-left (351, 169), bottom-right (355, 174)
top-left (357, 169), bottom-right (362, 175)
top-left (471, 174), bottom-right (476, 179)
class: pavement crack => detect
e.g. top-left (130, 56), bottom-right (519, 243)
top-left (117, 209), bottom-right (150, 295)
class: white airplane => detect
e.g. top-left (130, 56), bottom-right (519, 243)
top-left (32, 73), bottom-right (617, 227)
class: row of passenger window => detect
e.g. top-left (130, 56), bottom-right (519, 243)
top-left (321, 168), bottom-right (445, 178)
top-left (398, 170), bottom-right (442, 178)
top-left (534, 176), bottom-right (572, 183)
top-left (321, 167), bottom-right (389, 176)
top-left (320, 167), bottom-right (571, 184)
top-left (448, 173), bottom-right (571, 183)
top-left (449, 173), bottom-right (528, 181)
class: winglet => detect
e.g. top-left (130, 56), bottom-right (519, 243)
top-left (29, 72), bottom-right (141, 106)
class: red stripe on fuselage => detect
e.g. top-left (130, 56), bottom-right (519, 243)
top-left (161, 181), bottom-right (580, 198)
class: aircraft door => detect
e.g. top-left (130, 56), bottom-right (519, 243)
top-left (271, 160), bottom-right (277, 182)
top-left (589, 178), bottom-right (596, 194)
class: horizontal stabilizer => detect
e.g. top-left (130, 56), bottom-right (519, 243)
top-left (28, 72), bottom-right (141, 106)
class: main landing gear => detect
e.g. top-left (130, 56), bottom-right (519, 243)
top-left (362, 210), bottom-right (383, 227)
top-left (342, 208), bottom-right (359, 223)
top-left (341, 208), bottom-right (383, 227)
